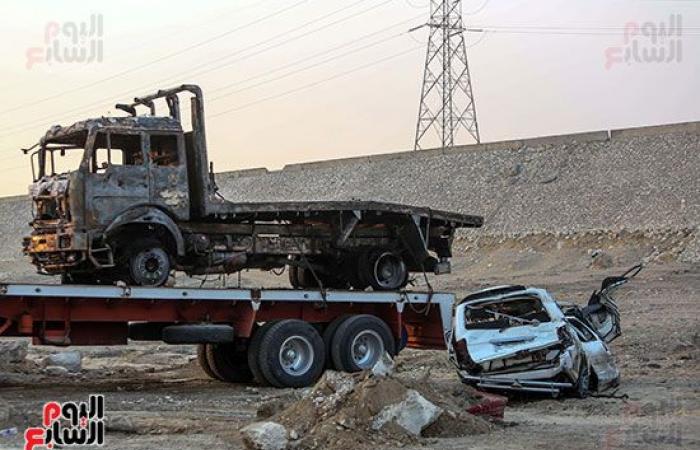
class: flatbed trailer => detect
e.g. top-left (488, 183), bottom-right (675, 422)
top-left (0, 283), bottom-right (453, 388)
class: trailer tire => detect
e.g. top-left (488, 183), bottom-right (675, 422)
top-left (247, 321), bottom-right (280, 386)
top-left (322, 315), bottom-right (351, 369)
top-left (162, 324), bottom-right (234, 344)
top-left (206, 343), bottom-right (254, 383)
top-left (197, 344), bottom-right (223, 381)
top-left (257, 320), bottom-right (325, 388)
top-left (331, 315), bottom-right (395, 372)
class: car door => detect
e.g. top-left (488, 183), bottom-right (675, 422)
top-left (146, 132), bottom-right (189, 221)
top-left (84, 131), bottom-right (150, 227)
top-left (567, 317), bottom-right (620, 388)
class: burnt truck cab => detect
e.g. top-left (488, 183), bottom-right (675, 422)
top-left (24, 85), bottom-right (483, 288)
top-left (25, 114), bottom-right (189, 275)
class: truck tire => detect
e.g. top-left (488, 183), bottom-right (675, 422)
top-left (256, 320), bottom-right (325, 388)
top-left (197, 344), bottom-right (223, 381)
top-left (206, 343), bottom-right (254, 383)
top-left (322, 315), bottom-right (351, 369)
top-left (126, 238), bottom-right (172, 286)
top-left (359, 251), bottom-right (408, 291)
top-left (331, 315), bottom-right (395, 372)
top-left (247, 321), bottom-right (280, 386)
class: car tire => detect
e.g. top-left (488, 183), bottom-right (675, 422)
top-left (574, 360), bottom-right (591, 398)
top-left (197, 344), bottom-right (223, 381)
top-left (205, 343), bottom-right (254, 383)
top-left (256, 320), bottom-right (325, 388)
top-left (331, 315), bottom-right (395, 372)
top-left (247, 321), bottom-right (279, 386)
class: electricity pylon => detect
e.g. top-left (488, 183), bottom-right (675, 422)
top-left (413, 0), bottom-right (480, 150)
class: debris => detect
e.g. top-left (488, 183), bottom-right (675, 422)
top-left (241, 421), bottom-right (289, 450)
top-left (0, 427), bottom-right (18, 438)
top-left (371, 352), bottom-right (395, 378)
top-left (0, 340), bottom-right (28, 364)
top-left (42, 351), bottom-right (82, 373)
top-left (371, 389), bottom-right (443, 436)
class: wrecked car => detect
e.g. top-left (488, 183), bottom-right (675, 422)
top-left (449, 265), bottom-right (641, 397)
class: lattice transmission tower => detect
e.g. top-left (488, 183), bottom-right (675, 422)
top-left (413, 0), bottom-right (480, 150)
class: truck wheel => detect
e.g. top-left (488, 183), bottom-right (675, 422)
top-left (322, 315), bottom-right (351, 369)
top-left (256, 320), bottom-right (325, 388)
top-left (360, 251), bottom-right (408, 291)
top-left (288, 265), bottom-right (300, 288)
top-left (206, 343), bottom-right (254, 383)
top-left (197, 344), bottom-right (223, 381)
top-left (127, 239), bottom-right (172, 286)
top-left (331, 315), bottom-right (395, 372)
top-left (247, 321), bottom-right (279, 386)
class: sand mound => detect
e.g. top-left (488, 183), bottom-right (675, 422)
top-left (252, 369), bottom-right (493, 450)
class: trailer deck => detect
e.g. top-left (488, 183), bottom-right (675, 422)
top-left (0, 283), bottom-right (454, 350)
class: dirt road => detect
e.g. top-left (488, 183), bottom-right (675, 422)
top-left (0, 252), bottom-right (698, 450)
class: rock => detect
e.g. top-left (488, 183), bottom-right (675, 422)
top-left (42, 351), bottom-right (82, 373)
top-left (322, 370), bottom-right (356, 395)
top-left (590, 250), bottom-right (614, 269)
top-left (371, 389), bottom-right (443, 436)
top-left (241, 421), bottom-right (288, 450)
top-left (0, 340), bottom-right (28, 364)
top-left (371, 352), bottom-right (395, 378)
top-left (44, 366), bottom-right (70, 377)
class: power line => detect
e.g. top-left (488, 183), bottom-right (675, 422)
top-left (209, 45), bottom-right (423, 118)
top-left (0, 0), bottom-right (311, 117)
top-left (1, 0), bottom-right (389, 136)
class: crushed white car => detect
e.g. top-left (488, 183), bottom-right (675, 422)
top-left (449, 265), bottom-right (641, 397)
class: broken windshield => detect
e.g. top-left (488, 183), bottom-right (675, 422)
top-left (35, 131), bottom-right (88, 180)
top-left (464, 296), bottom-right (551, 330)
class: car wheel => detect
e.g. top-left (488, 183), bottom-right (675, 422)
top-left (127, 239), bottom-right (172, 286)
top-left (256, 320), bottom-right (325, 388)
top-left (331, 315), bottom-right (395, 372)
top-left (574, 360), bottom-right (591, 398)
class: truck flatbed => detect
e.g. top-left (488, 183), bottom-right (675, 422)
top-left (0, 282), bottom-right (453, 387)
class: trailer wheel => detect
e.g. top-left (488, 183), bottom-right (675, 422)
top-left (127, 239), bottom-right (172, 286)
top-left (331, 315), bottom-right (395, 372)
top-left (247, 321), bottom-right (280, 386)
top-left (322, 315), bottom-right (351, 369)
top-left (206, 343), bottom-right (254, 383)
top-left (197, 344), bottom-right (223, 381)
top-left (360, 251), bottom-right (408, 291)
top-left (256, 320), bottom-right (325, 388)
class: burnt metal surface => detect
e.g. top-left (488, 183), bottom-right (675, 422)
top-left (22, 84), bottom-right (483, 286)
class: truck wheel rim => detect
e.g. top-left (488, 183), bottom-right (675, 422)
top-left (279, 336), bottom-right (314, 376)
top-left (132, 248), bottom-right (169, 285)
top-left (373, 252), bottom-right (406, 289)
top-left (351, 330), bottom-right (384, 369)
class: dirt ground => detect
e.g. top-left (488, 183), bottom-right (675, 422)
top-left (0, 241), bottom-right (698, 450)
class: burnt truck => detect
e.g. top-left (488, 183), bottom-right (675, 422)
top-left (22, 85), bottom-right (482, 288)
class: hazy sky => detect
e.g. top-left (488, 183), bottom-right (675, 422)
top-left (0, 0), bottom-right (697, 196)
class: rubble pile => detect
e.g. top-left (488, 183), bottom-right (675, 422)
top-left (243, 357), bottom-right (493, 450)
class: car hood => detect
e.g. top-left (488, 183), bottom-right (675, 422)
top-left (463, 322), bottom-right (564, 364)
